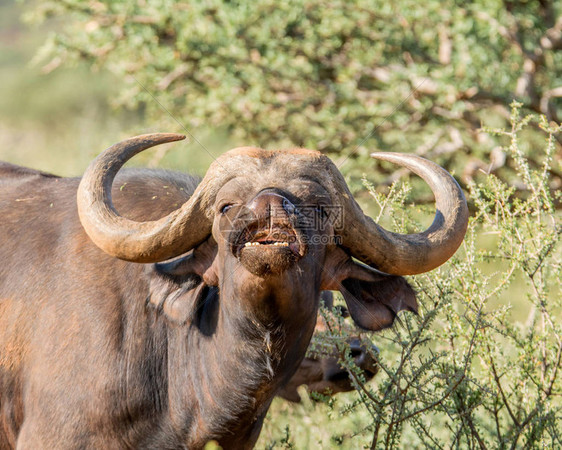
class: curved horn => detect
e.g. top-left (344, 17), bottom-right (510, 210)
top-left (337, 153), bottom-right (468, 275)
top-left (77, 133), bottom-right (219, 263)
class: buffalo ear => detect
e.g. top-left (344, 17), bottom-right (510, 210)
top-left (148, 238), bottom-right (218, 325)
top-left (149, 270), bottom-right (208, 325)
top-left (339, 275), bottom-right (417, 332)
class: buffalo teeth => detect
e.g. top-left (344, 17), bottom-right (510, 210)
top-left (243, 241), bottom-right (289, 247)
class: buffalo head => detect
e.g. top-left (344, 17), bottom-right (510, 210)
top-left (77, 133), bottom-right (467, 333)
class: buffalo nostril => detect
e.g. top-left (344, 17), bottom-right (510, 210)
top-left (282, 198), bottom-right (296, 215)
top-left (349, 342), bottom-right (368, 367)
top-left (249, 191), bottom-right (295, 220)
top-left (347, 340), bottom-right (379, 378)
top-left (349, 339), bottom-right (363, 354)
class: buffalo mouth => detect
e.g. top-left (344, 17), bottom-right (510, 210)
top-left (232, 224), bottom-right (305, 257)
top-left (231, 223), bottom-right (306, 276)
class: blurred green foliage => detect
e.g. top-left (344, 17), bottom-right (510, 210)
top-left (0, 0), bottom-right (130, 175)
top-left (24, 0), bottom-right (562, 193)
top-left (0, 0), bottom-right (229, 176)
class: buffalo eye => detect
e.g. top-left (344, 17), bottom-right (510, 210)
top-left (220, 204), bottom-right (233, 214)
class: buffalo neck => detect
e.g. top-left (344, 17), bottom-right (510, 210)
top-left (161, 268), bottom-right (320, 448)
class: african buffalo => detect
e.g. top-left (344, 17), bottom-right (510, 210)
top-left (0, 134), bottom-right (468, 448)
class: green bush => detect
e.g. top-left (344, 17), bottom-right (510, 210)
top-left (258, 105), bottom-right (561, 449)
top-left (25, 0), bottom-right (561, 192)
